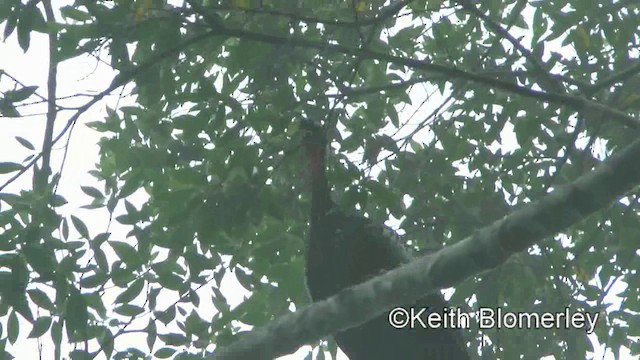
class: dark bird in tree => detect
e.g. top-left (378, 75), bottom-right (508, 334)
top-left (301, 120), bottom-right (470, 360)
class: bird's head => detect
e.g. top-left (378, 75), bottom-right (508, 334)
top-left (300, 119), bottom-right (327, 147)
top-left (299, 119), bottom-right (328, 178)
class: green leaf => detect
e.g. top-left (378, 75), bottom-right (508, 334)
top-left (7, 311), bottom-right (19, 344)
top-left (60, 6), bottom-right (92, 21)
top-left (70, 350), bottom-right (92, 360)
top-left (3, 11), bottom-right (18, 39)
top-left (5, 87), bottom-right (37, 102)
top-left (70, 215), bottom-right (90, 239)
top-left (79, 272), bottom-right (108, 289)
top-left (27, 289), bottom-right (55, 311)
top-left (0, 97), bottom-right (21, 117)
top-left (408, 0), bottom-right (428, 11)
top-left (114, 278), bottom-right (144, 304)
top-left (61, 218), bottom-right (69, 240)
top-left (155, 306), bottom-right (176, 325)
top-left (51, 194), bottom-right (68, 207)
top-left (93, 246), bottom-right (109, 272)
top-left (111, 263), bottom-right (136, 287)
top-left (14, 136), bottom-right (34, 150)
top-left (158, 333), bottom-right (188, 347)
top-left (27, 316), bottom-right (51, 338)
top-left (0, 162), bottom-right (23, 174)
top-left (157, 273), bottom-right (185, 291)
top-left (22, 245), bottom-right (56, 280)
top-left (124, 200), bottom-right (138, 221)
top-left (16, 8), bottom-right (32, 51)
top-left (146, 318), bottom-right (157, 350)
top-left (92, 232), bottom-right (110, 247)
top-left (109, 241), bottom-right (139, 266)
top-left (51, 320), bottom-right (62, 348)
top-left (154, 347), bottom-right (177, 358)
top-left (80, 186), bottom-right (104, 199)
top-left (84, 292), bottom-right (107, 319)
top-left (66, 289), bottom-right (89, 336)
top-left (113, 304), bottom-right (144, 317)
top-left (98, 328), bottom-right (114, 359)
top-left (234, 267), bottom-right (255, 291)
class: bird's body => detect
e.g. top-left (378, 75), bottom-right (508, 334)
top-left (302, 121), bottom-right (470, 360)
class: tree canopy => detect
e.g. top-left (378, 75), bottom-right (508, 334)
top-left (1, 0), bottom-right (639, 359)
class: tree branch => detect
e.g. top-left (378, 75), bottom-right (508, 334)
top-left (457, 0), bottom-right (567, 94)
top-left (210, 26), bottom-right (640, 129)
top-left (213, 130), bottom-right (640, 359)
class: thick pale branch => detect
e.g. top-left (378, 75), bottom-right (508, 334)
top-left (213, 136), bottom-right (640, 359)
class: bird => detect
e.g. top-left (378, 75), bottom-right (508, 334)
top-left (301, 120), bottom-right (470, 360)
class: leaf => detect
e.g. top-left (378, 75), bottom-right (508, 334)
top-left (51, 194), bottom-right (68, 207)
top-left (231, 0), bottom-right (250, 9)
top-left (98, 328), bottom-right (114, 359)
top-left (92, 232), bottom-right (110, 247)
top-left (146, 318), bottom-right (157, 351)
top-left (94, 246), bottom-right (109, 272)
top-left (114, 278), bottom-right (144, 304)
top-left (59, 6), bottom-right (91, 21)
top-left (387, 103), bottom-right (399, 128)
top-left (155, 305), bottom-right (176, 325)
top-left (69, 350), bottom-right (92, 360)
top-left (70, 215), bottom-right (90, 239)
top-left (113, 304), bottom-right (144, 317)
top-left (109, 241), bottom-right (139, 266)
top-left (7, 311), bottom-right (19, 344)
top-left (0, 162), bottom-right (23, 174)
top-left (28, 316), bottom-right (52, 338)
top-left (0, 97), bottom-right (21, 117)
top-left (61, 217), bottom-right (69, 240)
top-left (5, 86), bottom-right (37, 102)
top-left (234, 267), bottom-right (255, 291)
top-left (27, 289), bottom-right (54, 311)
top-left (66, 288), bottom-right (89, 336)
top-left (16, 7), bottom-right (33, 51)
top-left (408, 0), bottom-right (428, 11)
top-left (79, 272), bottom-right (108, 289)
top-left (154, 348), bottom-right (176, 358)
top-left (157, 273), bottom-right (185, 291)
top-left (51, 320), bottom-right (62, 348)
top-left (3, 11), bottom-right (17, 39)
top-left (158, 333), bottom-right (189, 347)
top-left (80, 186), bottom-right (104, 199)
top-left (124, 200), bottom-right (138, 220)
top-left (22, 245), bottom-right (56, 280)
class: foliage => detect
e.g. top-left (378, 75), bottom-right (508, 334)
top-left (1, 0), bottom-right (640, 359)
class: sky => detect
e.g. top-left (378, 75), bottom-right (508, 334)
top-left (0, 2), bottom-right (632, 359)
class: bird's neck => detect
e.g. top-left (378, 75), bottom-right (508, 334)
top-left (307, 146), bottom-right (332, 217)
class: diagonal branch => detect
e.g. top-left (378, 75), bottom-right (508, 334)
top-left (589, 61), bottom-right (640, 96)
top-left (184, 0), bottom-right (411, 28)
top-left (213, 134), bottom-right (640, 359)
top-left (210, 26), bottom-right (640, 129)
top-left (457, 0), bottom-right (567, 94)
